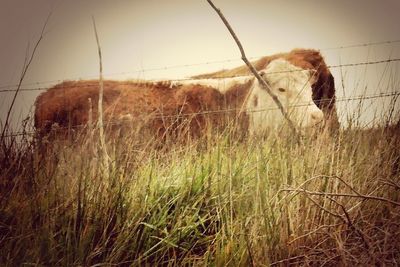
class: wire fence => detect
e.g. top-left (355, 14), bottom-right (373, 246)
top-left (1, 39), bottom-right (400, 139)
top-left (1, 58), bottom-right (400, 94)
top-left (2, 91), bottom-right (399, 139)
top-left (1, 39), bottom-right (400, 92)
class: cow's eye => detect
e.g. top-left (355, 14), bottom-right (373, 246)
top-left (278, 88), bottom-right (286, 93)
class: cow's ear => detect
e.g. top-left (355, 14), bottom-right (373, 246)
top-left (309, 69), bottom-right (318, 84)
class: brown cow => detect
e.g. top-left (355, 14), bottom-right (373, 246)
top-left (34, 55), bottom-right (326, 140)
top-left (192, 48), bottom-right (339, 130)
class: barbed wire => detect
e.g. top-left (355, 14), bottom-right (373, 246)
top-left (0, 58), bottom-right (400, 94)
top-left (1, 39), bottom-right (400, 91)
top-left (322, 39), bottom-right (400, 50)
top-left (2, 91), bottom-right (399, 139)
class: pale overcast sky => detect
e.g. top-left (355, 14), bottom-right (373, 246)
top-left (1, 0), bottom-right (400, 129)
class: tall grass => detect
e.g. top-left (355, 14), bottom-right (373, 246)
top-left (1, 109), bottom-right (400, 266)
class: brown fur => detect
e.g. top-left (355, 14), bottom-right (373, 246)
top-left (192, 49), bottom-right (339, 129)
top-left (34, 79), bottom-right (250, 139)
top-left (34, 80), bottom-right (122, 135)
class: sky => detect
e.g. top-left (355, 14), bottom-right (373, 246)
top-left (1, 0), bottom-right (400, 130)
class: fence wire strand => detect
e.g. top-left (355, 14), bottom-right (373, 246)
top-left (0, 58), bottom-right (400, 94)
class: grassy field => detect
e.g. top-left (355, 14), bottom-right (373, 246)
top-left (1, 115), bottom-right (400, 266)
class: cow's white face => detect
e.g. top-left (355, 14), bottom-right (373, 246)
top-left (247, 59), bottom-right (324, 133)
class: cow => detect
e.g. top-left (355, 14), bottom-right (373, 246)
top-left (34, 55), bottom-right (326, 141)
top-left (192, 48), bottom-right (339, 130)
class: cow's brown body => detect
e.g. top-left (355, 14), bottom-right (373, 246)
top-left (34, 80), bottom-right (249, 139)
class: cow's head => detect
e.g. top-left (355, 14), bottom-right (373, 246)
top-left (248, 59), bottom-right (324, 132)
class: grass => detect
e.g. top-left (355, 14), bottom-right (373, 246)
top-left (1, 114), bottom-right (400, 266)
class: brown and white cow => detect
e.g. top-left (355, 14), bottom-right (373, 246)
top-left (34, 52), bottom-right (328, 139)
top-left (192, 48), bottom-right (339, 130)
